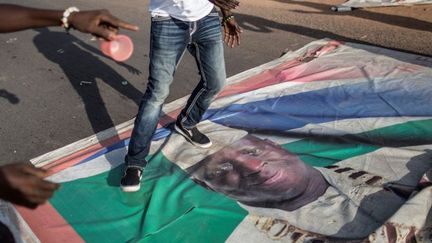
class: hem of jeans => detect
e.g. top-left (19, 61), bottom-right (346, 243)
top-left (177, 116), bottom-right (199, 130)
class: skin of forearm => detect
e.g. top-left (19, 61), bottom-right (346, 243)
top-left (0, 4), bottom-right (62, 33)
top-left (220, 8), bottom-right (232, 17)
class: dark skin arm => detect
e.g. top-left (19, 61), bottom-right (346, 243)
top-left (0, 163), bottom-right (60, 209)
top-left (220, 8), bottom-right (242, 48)
top-left (210, 0), bottom-right (242, 47)
top-left (0, 4), bottom-right (138, 40)
top-left (210, 0), bottom-right (239, 10)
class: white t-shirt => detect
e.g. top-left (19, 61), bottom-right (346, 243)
top-left (149, 0), bottom-right (214, 22)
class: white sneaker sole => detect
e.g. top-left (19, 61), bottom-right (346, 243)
top-left (174, 124), bottom-right (212, 148)
top-left (121, 184), bottom-right (141, 192)
top-left (120, 170), bottom-right (143, 192)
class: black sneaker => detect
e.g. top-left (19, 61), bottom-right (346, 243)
top-left (120, 167), bottom-right (143, 192)
top-left (174, 120), bottom-right (212, 148)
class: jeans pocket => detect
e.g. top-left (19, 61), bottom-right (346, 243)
top-left (208, 7), bottom-right (220, 17)
top-left (208, 12), bottom-right (220, 17)
top-left (151, 16), bottom-right (172, 22)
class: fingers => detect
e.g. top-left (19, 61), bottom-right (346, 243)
top-left (8, 177), bottom-right (59, 208)
top-left (21, 178), bottom-right (59, 206)
top-left (19, 164), bottom-right (60, 192)
top-left (223, 25), bottom-right (241, 48)
top-left (0, 163), bottom-right (60, 209)
top-left (235, 26), bottom-right (242, 46)
top-left (224, 29), bottom-right (233, 48)
top-left (100, 13), bottom-right (139, 31)
top-left (94, 11), bottom-right (138, 40)
top-left (20, 164), bottom-right (49, 178)
top-left (28, 188), bottom-right (56, 202)
top-left (38, 179), bottom-right (61, 191)
top-left (91, 27), bottom-right (116, 41)
top-left (69, 10), bottom-right (138, 40)
top-left (224, 27), bottom-right (230, 44)
top-left (18, 191), bottom-right (54, 208)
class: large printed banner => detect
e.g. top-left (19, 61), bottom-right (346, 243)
top-left (3, 39), bottom-right (432, 242)
top-left (333, 0), bottom-right (432, 10)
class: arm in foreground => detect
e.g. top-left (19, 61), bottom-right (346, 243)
top-left (0, 163), bottom-right (60, 209)
top-left (0, 4), bottom-right (138, 40)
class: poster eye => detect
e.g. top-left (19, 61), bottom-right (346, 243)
top-left (219, 162), bottom-right (234, 172)
top-left (242, 148), bottom-right (262, 156)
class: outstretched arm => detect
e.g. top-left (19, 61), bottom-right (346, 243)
top-left (0, 4), bottom-right (138, 40)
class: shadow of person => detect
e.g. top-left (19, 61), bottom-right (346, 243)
top-left (32, 28), bottom-right (143, 168)
top-left (334, 150), bottom-right (432, 240)
top-left (0, 89), bottom-right (19, 104)
top-left (234, 13), bottom-right (432, 65)
top-left (271, 0), bottom-right (432, 33)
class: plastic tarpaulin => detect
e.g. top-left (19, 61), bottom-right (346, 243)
top-left (4, 39), bottom-right (432, 242)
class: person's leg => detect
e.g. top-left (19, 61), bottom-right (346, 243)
top-left (175, 10), bottom-right (226, 148)
top-left (121, 17), bottom-right (189, 192)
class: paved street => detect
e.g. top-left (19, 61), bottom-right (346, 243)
top-left (0, 0), bottom-right (431, 164)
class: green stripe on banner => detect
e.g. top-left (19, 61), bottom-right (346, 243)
top-left (50, 152), bottom-right (247, 243)
top-left (283, 119), bottom-right (432, 167)
top-left (49, 119), bottom-right (432, 242)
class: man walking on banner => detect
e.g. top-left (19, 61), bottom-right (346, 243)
top-left (121, 0), bottom-right (242, 192)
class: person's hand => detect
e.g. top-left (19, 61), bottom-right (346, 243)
top-left (68, 10), bottom-right (139, 41)
top-left (0, 163), bottom-right (60, 209)
top-left (210, 0), bottom-right (239, 11)
top-left (222, 16), bottom-right (242, 48)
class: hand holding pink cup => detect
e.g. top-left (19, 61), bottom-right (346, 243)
top-left (100, 35), bottom-right (134, 62)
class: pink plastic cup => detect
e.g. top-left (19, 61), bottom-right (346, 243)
top-left (100, 35), bottom-right (134, 62)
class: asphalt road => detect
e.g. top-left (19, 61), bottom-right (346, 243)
top-left (0, 0), bottom-right (431, 165)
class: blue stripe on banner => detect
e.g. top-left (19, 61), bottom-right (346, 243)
top-left (76, 128), bottom-right (172, 165)
top-left (76, 78), bottom-right (432, 166)
top-left (204, 78), bottom-right (432, 130)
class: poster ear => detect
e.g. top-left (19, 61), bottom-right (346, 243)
top-left (263, 138), bottom-right (279, 147)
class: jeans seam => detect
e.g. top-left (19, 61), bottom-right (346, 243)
top-left (181, 42), bottom-right (207, 126)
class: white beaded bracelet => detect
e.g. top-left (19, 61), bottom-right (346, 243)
top-left (61, 6), bottom-right (80, 31)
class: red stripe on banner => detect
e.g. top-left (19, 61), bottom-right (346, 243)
top-left (218, 59), bottom-right (303, 97)
top-left (42, 130), bottom-right (132, 174)
top-left (218, 41), bottom-right (344, 97)
top-left (16, 203), bottom-right (84, 243)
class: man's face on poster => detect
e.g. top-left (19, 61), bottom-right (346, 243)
top-left (188, 135), bottom-right (319, 205)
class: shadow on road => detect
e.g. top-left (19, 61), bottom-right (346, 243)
top-left (32, 28), bottom-right (143, 152)
top-left (0, 89), bottom-right (19, 104)
top-left (235, 13), bottom-right (432, 65)
top-left (271, 0), bottom-right (432, 32)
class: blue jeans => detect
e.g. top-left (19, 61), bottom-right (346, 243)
top-left (125, 9), bottom-right (226, 168)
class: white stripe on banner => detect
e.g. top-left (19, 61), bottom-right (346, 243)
top-left (49, 116), bottom-right (432, 184)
